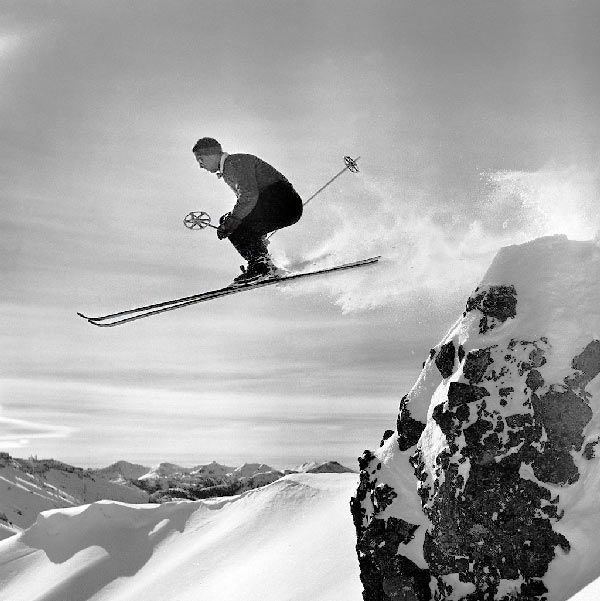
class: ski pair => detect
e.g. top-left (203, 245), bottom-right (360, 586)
top-left (77, 256), bottom-right (381, 327)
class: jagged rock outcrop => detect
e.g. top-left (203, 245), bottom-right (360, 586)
top-left (351, 236), bottom-right (600, 601)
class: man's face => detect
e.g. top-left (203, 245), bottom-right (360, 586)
top-left (194, 152), bottom-right (220, 173)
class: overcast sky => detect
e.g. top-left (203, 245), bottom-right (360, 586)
top-left (2, 0), bottom-right (599, 468)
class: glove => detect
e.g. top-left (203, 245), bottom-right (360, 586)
top-left (217, 213), bottom-right (242, 240)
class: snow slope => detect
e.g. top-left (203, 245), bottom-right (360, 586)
top-left (0, 522), bottom-right (20, 542)
top-left (0, 473), bottom-right (362, 601)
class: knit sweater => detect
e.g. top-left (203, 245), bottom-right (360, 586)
top-left (220, 153), bottom-right (289, 220)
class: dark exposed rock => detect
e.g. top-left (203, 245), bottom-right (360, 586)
top-left (519, 347), bottom-right (547, 375)
top-left (531, 388), bottom-right (593, 484)
top-left (525, 369), bottom-right (544, 392)
top-left (359, 450), bottom-right (377, 472)
top-left (360, 516), bottom-right (419, 551)
top-left (397, 397), bottom-right (426, 452)
top-left (447, 381), bottom-right (490, 407)
top-left (432, 382), bottom-right (493, 463)
top-left (357, 517), bottom-right (430, 601)
top-left (351, 450), bottom-right (377, 534)
top-left (465, 285), bottom-right (517, 334)
top-left (519, 579), bottom-right (549, 598)
top-left (357, 551), bottom-right (431, 601)
top-left (463, 348), bottom-right (494, 384)
top-left (417, 337), bottom-right (591, 594)
top-left (534, 389), bottom-right (592, 450)
top-left (572, 340), bottom-right (600, 384)
top-left (381, 430), bottom-right (395, 447)
top-left (583, 439), bottom-right (599, 460)
top-left (352, 445), bottom-right (431, 601)
top-left (373, 484), bottom-right (398, 512)
top-left (566, 340), bottom-right (600, 395)
top-left (423, 455), bottom-right (569, 598)
top-left (434, 341), bottom-right (456, 378)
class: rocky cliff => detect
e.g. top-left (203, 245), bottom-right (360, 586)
top-left (351, 236), bottom-right (600, 601)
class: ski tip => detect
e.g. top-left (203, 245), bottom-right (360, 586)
top-left (77, 311), bottom-right (102, 324)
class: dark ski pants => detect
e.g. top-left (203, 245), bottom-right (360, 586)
top-left (229, 181), bottom-right (303, 265)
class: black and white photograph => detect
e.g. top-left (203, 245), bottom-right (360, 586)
top-left (1, 1), bottom-right (600, 599)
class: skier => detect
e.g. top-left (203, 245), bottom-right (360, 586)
top-left (192, 137), bottom-right (303, 284)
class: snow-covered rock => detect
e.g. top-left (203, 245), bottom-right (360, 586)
top-left (352, 235), bottom-right (600, 600)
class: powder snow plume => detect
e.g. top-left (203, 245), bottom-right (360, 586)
top-left (275, 163), bottom-right (600, 314)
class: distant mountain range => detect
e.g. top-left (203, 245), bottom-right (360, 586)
top-left (0, 452), bottom-right (354, 538)
top-left (91, 459), bottom-right (355, 503)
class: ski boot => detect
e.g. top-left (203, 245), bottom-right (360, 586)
top-left (232, 257), bottom-right (281, 286)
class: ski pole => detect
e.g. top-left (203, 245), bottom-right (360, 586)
top-left (302, 155), bottom-right (360, 208)
top-left (267, 155), bottom-right (360, 239)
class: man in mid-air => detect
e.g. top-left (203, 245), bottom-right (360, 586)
top-left (193, 137), bottom-right (303, 284)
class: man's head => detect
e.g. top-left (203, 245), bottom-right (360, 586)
top-left (193, 137), bottom-right (222, 173)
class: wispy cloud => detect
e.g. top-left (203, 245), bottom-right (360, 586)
top-left (0, 414), bottom-right (73, 449)
top-left (0, 378), bottom-right (398, 467)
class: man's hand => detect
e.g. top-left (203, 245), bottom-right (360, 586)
top-left (217, 213), bottom-right (242, 240)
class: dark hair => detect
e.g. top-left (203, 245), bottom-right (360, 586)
top-left (192, 137), bottom-right (222, 154)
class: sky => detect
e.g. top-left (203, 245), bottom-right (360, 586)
top-left (1, 0), bottom-right (600, 469)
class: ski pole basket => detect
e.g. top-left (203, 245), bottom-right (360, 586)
top-left (343, 155), bottom-right (359, 174)
top-left (183, 211), bottom-right (216, 230)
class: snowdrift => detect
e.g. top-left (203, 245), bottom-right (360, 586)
top-left (0, 473), bottom-right (361, 601)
